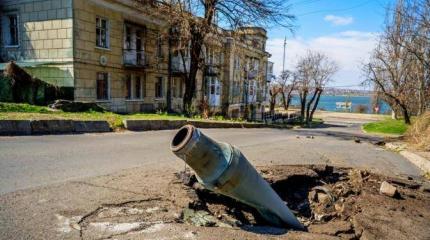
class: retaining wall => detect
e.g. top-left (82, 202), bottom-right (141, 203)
top-left (0, 120), bottom-right (110, 136)
top-left (123, 119), bottom-right (266, 131)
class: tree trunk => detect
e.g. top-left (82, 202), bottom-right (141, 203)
top-left (305, 90), bottom-right (318, 126)
top-left (310, 90), bottom-right (322, 122)
top-left (400, 104), bottom-right (411, 124)
top-left (270, 96), bottom-right (276, 113)
top-left (281, 91), bottom-right (287, 110)
top-left (299, 90), bottom-right (307, 123)
top-left (285, 88), bottom-right (294, 111)
top-left (183, 32), bottom-right (203, 115)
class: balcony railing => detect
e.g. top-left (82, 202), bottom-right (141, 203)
top-left (123, 49), bottom-right (148, 67)
top-left (171, 56), bottom-right (190, 73)
top-left (205, 64), bottom-right (221, 76)
top-left (246, 69), bottom-right (259, 79)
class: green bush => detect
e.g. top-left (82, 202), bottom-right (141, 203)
top-left (0, 75), bottom-right (13, 102)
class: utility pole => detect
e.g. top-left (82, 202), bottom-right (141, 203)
top-left (282, 36), bottom-right (286, 74)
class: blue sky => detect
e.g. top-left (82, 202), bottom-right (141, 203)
top-left (266, 0), bottom-right (395, 89)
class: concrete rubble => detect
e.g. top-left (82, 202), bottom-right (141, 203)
top-left (380, 181), bottom-right (398, 197)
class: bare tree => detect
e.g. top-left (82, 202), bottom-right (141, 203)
top-left (364, 0), bottom-right (430, 124)
top-left (278, 70), bottom-right (297, 111)
top-left (136, 0), bottom-right (295, 115)
top-left (296, 51), bottom-right (338, 126)
top-left (268, 82), bottom-right (281, 114)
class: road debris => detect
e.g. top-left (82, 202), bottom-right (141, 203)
top-left (380, 181), bottom-right (398, 198)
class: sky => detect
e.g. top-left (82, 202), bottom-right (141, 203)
top-left (266, 0), bottom-right (395, 89)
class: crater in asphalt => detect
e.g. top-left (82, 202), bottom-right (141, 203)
top-left (58, 165), bottom-right (430, 240)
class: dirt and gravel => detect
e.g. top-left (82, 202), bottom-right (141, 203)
top-left (71, 164), bottom-right (430, 240)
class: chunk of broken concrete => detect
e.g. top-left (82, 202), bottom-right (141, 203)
top-left (308, 220), bottom-right (353, 236)
top-left (380, 181), bottom-right (398, 197)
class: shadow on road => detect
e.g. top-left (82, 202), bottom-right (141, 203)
top-left (293, 122), bottom-right (385, 144)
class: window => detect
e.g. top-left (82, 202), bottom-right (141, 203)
top-left (135, 75), bottom-right (141, 99)
top-left (96, 17), bottom-right (109, 48)
top-left (249, 80), bottom-right (256, 96)
top-left (172, 79), bottom-right (177, 98)
top-left (97, 72), bottom-right (109, 100)
top-left (172, 78), bottom-right (183, 98)
top-left (136, 30), bottom-right (144, 65)
top-left (155, 77), bottom-right (163, 98)
top-left (124, 25), bottom-right (131, 50)
top-left (2, 14), bottom-right (19, 46)
top-left (156, 33), bottom-right (163, 58)
top-left (210, 78), bottom-right (215, 95)
top-left (125, 74), bottom-right (144, 99)
top-left (126, 75), bottom-right (132, 99)
top-left (234, 56), bottom-right (240, 70)
top-left (208, 78), bottom-right (220, 96)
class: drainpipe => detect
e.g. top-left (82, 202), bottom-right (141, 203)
top-left (171, 125), bottom-right (304, 230)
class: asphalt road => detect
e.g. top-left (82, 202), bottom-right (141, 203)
top-left (0, 124), bottom-right (422, 195)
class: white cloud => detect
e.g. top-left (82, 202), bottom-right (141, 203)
top-left (324, 15), bottom-right (354, 26)
top-left (266, 31), bottom-right (379, 88)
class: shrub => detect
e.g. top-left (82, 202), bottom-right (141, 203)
top-left (0, 75), bottom-right (13, 102)
top-left (406, 111), bottom-right (430, 151)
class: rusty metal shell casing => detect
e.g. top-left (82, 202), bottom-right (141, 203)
top-left (171, 125), bottom-right (304, 230)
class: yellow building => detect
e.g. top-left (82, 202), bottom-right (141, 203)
top-left (0, 0), bottom-right (274, 119)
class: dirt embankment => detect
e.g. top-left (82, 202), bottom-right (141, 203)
top-left (75, 165), bottom-right (430, 240)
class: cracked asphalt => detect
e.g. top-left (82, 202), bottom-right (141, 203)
top-left (0, 123), bottom-right (421, 195)
top-left (0, 119), bottom-right (424, 240)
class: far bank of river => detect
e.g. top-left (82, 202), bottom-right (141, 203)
top-left (290, 95), bottom-right (391, 114)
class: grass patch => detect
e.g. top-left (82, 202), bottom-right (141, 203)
top-left (363, 118), bottom-right (408, 135)
top-left (0, 102), bottom-right (189, 129)
top-left (0, 102), bottom-right (51, 113)
top-left (0, 102), bottom-right (251, 130)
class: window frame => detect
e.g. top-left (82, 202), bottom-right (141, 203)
top-left (125, 74), bottom-right (145, 100)
top-left (155, 77), bottom-right (164, 98)
top-left (96, 72), bottom-right (110, 101)
top-left (135, 75), bottom-right (142, 99)
top-left (156, 33), bottom-right (163, 58)
top-left (125, 75), bottom-right (132, 99)
top-left (2, 13), bottom-right (20, 47)
top-left (96, 17), bottom-right (110, 49)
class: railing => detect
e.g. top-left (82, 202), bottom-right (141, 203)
top-left (205, 64), bottom-right (220, 76)
top-left (247, 69), bottom-right (259, 79)
top-left (262, 111), bottom-right (300, 124)
top-left (171, 56), bottom-right (190, 73)
top-left (123, 49), bottom-right (148, 67)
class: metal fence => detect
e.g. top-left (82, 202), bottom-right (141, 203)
top-left (262, 111), bottom-right (300, 124)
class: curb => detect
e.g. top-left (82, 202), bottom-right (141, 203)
top-left (399, 151), bottom-right (430, 173)
top-left (123, 119), bottom-right (267, 131)
top-left (0, 120), bottom-right (111, 136)
top-left (385, 142), bottom-right (430, 173)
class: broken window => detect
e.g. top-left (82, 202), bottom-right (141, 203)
top-left (96, 17), bottom-right (109, 48)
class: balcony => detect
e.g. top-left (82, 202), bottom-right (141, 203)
top-left (171, 55), bottom-right (190, 73)
top-left (123, 49), bottom-right (148, 67)
top-left (205, 64), bottom-right (220, 76)
top-left (246, 69), bottom-right (259, 80)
